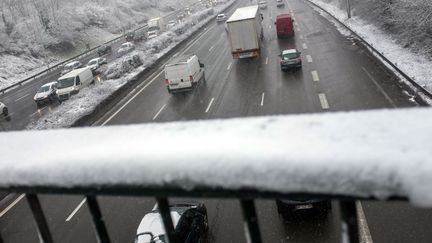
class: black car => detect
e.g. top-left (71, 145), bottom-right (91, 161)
top-left (134, 199), bottom-right (208, 243)
top-left (97, 44), bottom-right (112, 56)
top-left (276, 198), bottom-right (331, 220)
top-left (280, 48), bottom-right (302, 71)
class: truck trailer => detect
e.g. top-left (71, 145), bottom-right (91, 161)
top-left (226, 5), bottom-right (263, 59)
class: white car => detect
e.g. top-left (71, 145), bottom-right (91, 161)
top-left (259, 1), bottom-right (268, 9)
top-left (61, 61), bottom-right (82, 76)
top-left (148, 30), bottom-right (158, 39)
top-left (166, 20), bottom-right (177, 29)
top-left (86, 57), bottom-right (107, 72)
top-left (34, 82), bottom-right (58, 107)
top-left (0, 102), bottom-right (8, 116)
top-left (117, 42), bottom-right (135, 56)
top-left (276, 0), bottom-right (285, 7)
top-left (216, 13), bottom-right (227, 22)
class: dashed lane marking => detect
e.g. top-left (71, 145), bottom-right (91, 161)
top-left (260, 93), bottom-right (265, 106)
top-left (209, 45), bottom-right (215, 52)
top-left (152, 104), bottom-right (167, 120)
top-left (302, 43), bottom-right (308, 49)
top-left (318, 93), bottom-right (329, 109)
top-left (306, 55), bottom-right (313, 63)
top-left (227, 62), bottom-right (232, 70)
top-left (299, 34), bottom-right (304, 39)
top-left (66, 198), bottom-right (87, 222)
top-left (297, 27), bottom-right (301, 32)
top-left (0, 194), bottom-right (25, 218)
top-left (265, 57), bottom-right (268, 65)
top-left (312, 70), bottom-right (319, 82)
top-left (362, 67), bottom-right (396, 108)
top-left (205, 97), bottom-right (215, 113)
top-left (15, 93), bottom-right (30, 102)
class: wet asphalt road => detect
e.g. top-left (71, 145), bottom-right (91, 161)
top-left (2, 0), bottom-right (432, 242)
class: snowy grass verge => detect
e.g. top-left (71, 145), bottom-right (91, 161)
top-left (6, 108), bottom-right (432, 207)
top-left (27, 0), bottom-right (237, 130)
top-left (308, 0), bottom-right (432, 104)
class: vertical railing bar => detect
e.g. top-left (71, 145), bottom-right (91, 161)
top-left (156, 197), bottom-right (177, 243)
top-left (339, 200), bottom-right (360, 243)
top-left (86, 195), bottom-right (111, 243)
top-left (26, 194), bottom-right (54, 243)
top-left (240, 199), bottom-right (262, 243)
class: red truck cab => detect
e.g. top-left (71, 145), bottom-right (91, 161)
top-left (276, 14), bottom-right (294, 38)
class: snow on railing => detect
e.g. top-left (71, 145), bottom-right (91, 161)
top-left (1, 108), bottom-right (432, 243)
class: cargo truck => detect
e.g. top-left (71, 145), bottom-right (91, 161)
top-left (147, 17), bottom-right (165, 35)
top-left (226, 5), bottom-right (263, 59)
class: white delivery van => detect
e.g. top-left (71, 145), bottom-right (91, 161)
top-left (164, 55), bottom-right (205, 93)
top-left (56, 67), bottom-right (94, 101)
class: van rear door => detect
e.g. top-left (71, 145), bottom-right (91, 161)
top-left (165, 63), bottom-right (192, 89)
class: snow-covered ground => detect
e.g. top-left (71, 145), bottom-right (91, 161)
top-left (0, 0), bottom-right (196, 89)
top-left (27, 0), bottom-right (235, 130)
top-left (6, 108), bottom-right (432, 207)
top-left (309, 0), bottom-right (432, 98)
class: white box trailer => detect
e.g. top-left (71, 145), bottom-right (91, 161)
top-left (226, 5), bottom-right (263, 59)
top-left (148, 17), bottom-right (166, 33)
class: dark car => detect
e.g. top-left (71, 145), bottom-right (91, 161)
top-left (133, 30), bottom-right (147, 42)
top-left (276, 198), bottom-right (331, 220)
top-left (97, 44), bottom-right (112, 56)
top-left (134, 199), bottom-right (208, 243)
top-left (280, 49), bottom-right (302, 71)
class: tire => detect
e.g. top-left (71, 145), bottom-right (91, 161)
top-left (2, 107), bottom-right (8, 116)
top-left (167, 87), bottom-right (172, 94)
top-left (36, 102), bottom-right (43, 109)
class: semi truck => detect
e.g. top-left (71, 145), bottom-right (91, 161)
top-left (226, 5), bottom-right (263, 59)
top-left (147, 17), bottom-right (165, 33)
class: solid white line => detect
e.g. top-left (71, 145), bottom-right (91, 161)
top-left (205, 97), bottom-right (215, 113)
top-left (15, 93), bottom-right (30, 102)
top-left (302, 43), bottom-right (308, 49)
top-left (265, 57), bottom-right (268, 65)
top-left (0, 194), bottom-right (25, 218)
top-left (318, 93), bottom-right (329, 109)
top-left (227, 62), bottom-right (232, 70)
top-left (152, 104), bottom-right (167, 120)
top-left (66, 198), bottom-right (87, 222)
top-left (306, 55), bottom-right (313, 63)
top-left (260, 93), bottom-right (265, 106)
top-left (362, 67), bottom-right (396, 108)
top-left (356, 201), bottom-right (374, 243)
top-left (312, 70), bottom-right (319, 82)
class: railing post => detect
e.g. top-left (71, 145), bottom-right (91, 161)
top-left (340, 200), bottom-right (360, 243)
top-left (26, 194), bottom-right (54, 243)
top-left (240, 199), bottom-right (262, 243)
top-left (86, 196), bottom-right (111, 243)
top-left (156, 197), bottom-right (177, 243)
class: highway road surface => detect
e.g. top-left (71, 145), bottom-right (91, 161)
top-left (1, 0), bottom-right (432, 242)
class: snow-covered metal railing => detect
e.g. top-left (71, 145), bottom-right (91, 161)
top-left (1, 108), bottom-right (432, 243)
top-left (305, 0), bottom-right (432, 104)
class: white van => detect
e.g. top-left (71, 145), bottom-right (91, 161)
top-left (56, 67), bottom-right (94, 101)
top-left (164, 55), bottom-right (205, 93)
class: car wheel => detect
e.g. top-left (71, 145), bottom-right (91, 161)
top-left (167, 87), bottom-right (172, 94)
top-left (2, 107), bottom-right (8, 116)
top-left (36, 102), bottom-right (43, 109)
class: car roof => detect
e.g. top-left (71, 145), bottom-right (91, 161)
top-left (41, 81), bottom-right (57, 87)
top-left (89, 58), bottom-right (101, 62)
top-left (59, 67), bottom-right (90, 78)
top-left (282, 49), bottom-right (299, 55)
top-left (65, 61), bottom-right (80, 67)
top-left (166, 55), bottom-right (197, 65)
top-left (136, 212), bottom-right (181, 243)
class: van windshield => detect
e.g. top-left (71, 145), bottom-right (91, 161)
top-left (37, 86), bottom-right (50, 93)
top-left (57, 77), bottom-right (75, 89)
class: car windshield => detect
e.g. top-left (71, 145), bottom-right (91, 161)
top-left (88, 60), bottom-right (98, 65)
top-left (37, 86), bottom-right (50, 93)
top-left (63, 65), bottom-right (73, 71)
top-left (121, 44), bottom-right (129, 48)
top-left (283, 52), bottom-right (299, 59)
top-left (57, 77), bottom-right (75, 89)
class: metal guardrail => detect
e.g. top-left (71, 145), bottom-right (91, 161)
top-left (0, 2), bottom-right (204, 95)
top-left (304, 0), bottom-right (432, 102)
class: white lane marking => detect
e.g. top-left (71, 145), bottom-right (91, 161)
top-left (312, 70), bottom-right (320, 82)
top-left (205, 97), bottom-right (215, 113)
top-left (294, 22), bottom-right (298, 27)
top-left (297, 27), bottom-right (301, 32)
top-left (66, 198), bottom-right (87, 222)
top-left (260, 92), bottom-right (265, 106)
top-left (209, 45), bottom-right (215, 52)
top-left (269, 25), bottom-right (272, 29)
top-left (265, 57), bottom-right (268, 65)
top-left (356, 201), bottom-right (374, 243)
top-left (0, 194), bottom-right (25, 218)
top-left (306, 55), bottom-right (313, 63)
top-left (15, 93), bottom-right (30, 102)
top-left (318, 93), bottom-right (329, 109)
top-left (29, 106), bottom-right (47, 117)
top-left (227, 62), bottom-right (232, 70)
top-left (152, 104), bottom-right (167, 120)
top-left (101, 71), bottom-right (162, 125)
top-left (299, 34), bottom-right (304, 39)
top-left (362, 67), bottom-right (396, 108)
top-left (302, 43), bottom-right (308, 49)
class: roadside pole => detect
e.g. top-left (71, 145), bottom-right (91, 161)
top-left (346, 0), bottom-right (351, 18)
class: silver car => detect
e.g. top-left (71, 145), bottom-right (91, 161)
top-left (117, 42), bottom-right (135, 56)
top-left (0, 102), bottom-right (8, 116)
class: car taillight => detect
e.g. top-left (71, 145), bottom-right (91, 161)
top-left (189, 75), bottom-right (193, 81)
top-left (165, 79), bottom-right (169, 85)
top-left (280, 60), bottom-right (285, 64)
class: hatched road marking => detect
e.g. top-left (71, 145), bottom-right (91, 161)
top-left (312, 70), bottom-right (319, 82)
top-left (306, 55), bottom-right (313, 63)
top-left (209, 45), bottom-right (215, 52)
top-left (66, 198), bottom-right (87, 222)
top-left (152, 104), bottom-right (167, 120)
top-left (205, 97), bottom-right (215, 113)
top-left (0, 194), bottom-right (25, 218)
top-left (318, 93), bottom-right (329, 109)
top-left (362, 67), bottom-right (396, 108)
